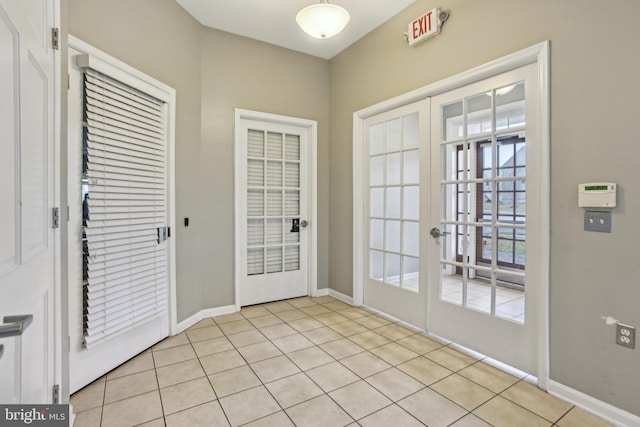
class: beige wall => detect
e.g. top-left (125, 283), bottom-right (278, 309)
top-left (68, 0), bottom-right (204, 321)
top-left (67, 0), bottom-right (330, 323)
top-left (67, 0), bottom-right (640, 415)
top-left (198, 28), bottom-right (331, 308)
top-left (329, 0), bottom-right (640, 415)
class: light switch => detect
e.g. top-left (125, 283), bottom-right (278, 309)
top-left (584, 211), bottom-right (611, 233)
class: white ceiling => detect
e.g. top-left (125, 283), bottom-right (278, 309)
top-left (176, 0), bottom-right (416, 59)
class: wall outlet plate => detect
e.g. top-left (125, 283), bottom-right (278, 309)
top-left (616, 323), bottom-right (635, 349)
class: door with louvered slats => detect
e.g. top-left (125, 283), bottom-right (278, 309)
top-left (67, 48), bottom-right (171, 392)
top-left (238, 119), bottom-right (309, 306)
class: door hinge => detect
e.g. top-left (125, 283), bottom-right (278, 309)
top-left (52, 207), bottom-right (60, 229)
top-left (52, 28), bottom-right (60, 51)
top-left (52, 384), bottom-right (60, 404)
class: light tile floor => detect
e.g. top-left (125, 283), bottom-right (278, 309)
top-left (441, 276), bottom-right (526, 322)
top-left (71, 296), bottom-right (613, 427)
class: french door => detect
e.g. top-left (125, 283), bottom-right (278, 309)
top-left (428, 63), bottom-right (541, 373)
top-left (236, 115), bottom-right (312, 307)
top-left (363, 100), bottom-right (430, 329)
top-left (358, 58), bottom-right (546, 375)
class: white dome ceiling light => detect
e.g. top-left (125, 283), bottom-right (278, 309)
top-left (296, 0), bottom-right (350, 39)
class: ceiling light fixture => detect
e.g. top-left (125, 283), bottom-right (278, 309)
top-left (296, 0), bottom-right (350, 39)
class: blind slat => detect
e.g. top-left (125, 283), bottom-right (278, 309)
top-left (86, 70), bottom-right (162, 111)
top-left (87, 131), bottom-right (166, 155)
top-left (86, 97), bottom-right (163, 130)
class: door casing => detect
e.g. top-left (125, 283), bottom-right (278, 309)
top-left (66, 36), bottom-right (177, 392)
top-left (352, 41), bottom-right (550, 388)
top-left (234, 109), bottom-right (318, 311)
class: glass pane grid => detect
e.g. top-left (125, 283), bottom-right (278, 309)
top-left (368, 113), bottom-right (420, 292)
top-left (247, 129), bottom-right (301, 277)
top-left (285, 245), bottom-right (300, 271)
top-left (248, 130), bottom-right (265, 158)
top-left (266, 132), bottom-right (283, 159)
top-left (439, 84), bottom-right (526, 322)
top-left (266, 247), bottom-right (283, 273)
top-left (284, 134), bottom-right (300, 161)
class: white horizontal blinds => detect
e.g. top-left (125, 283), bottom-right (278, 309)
top-left (83, 68), bottom-right (168, 348)
top-left (247, 129), bottom-right (301, 275)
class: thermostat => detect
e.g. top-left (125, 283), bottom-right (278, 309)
top-left (578, 183), bottom-right (616, 207)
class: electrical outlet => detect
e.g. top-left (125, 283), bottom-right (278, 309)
top-left (616, 323), bottom-right (635, 349)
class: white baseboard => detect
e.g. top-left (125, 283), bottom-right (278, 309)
top-left (175, 305), bottom-right (237, 334)
top-left (311, 288), bottom-right (329, 297)
top-left (328, 289), bottom-right (354, 305)
top-left (548, 380), bottom-right (640, 427)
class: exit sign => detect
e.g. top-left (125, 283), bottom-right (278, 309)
top-left (408, 8), bottom-right (442, 46)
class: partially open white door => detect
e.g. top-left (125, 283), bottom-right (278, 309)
top-left (0, 0), bottom-right (56, 403)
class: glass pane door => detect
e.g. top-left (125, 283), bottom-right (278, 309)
top-left (437, 82), bottom-right (526, 321)
top-left (369, 113), bottom-right (420, 292)
top-left (238, 117), bottom-right (309, 307)
top-left (364, 99), bottom-right (429, 330)
top-left (247, 130), bottom-right (301, 276)
top-left (429, 63), bottom-right (539, 374)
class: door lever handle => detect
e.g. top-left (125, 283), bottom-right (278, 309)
top-left (0, 315), bottom-right (33, 339)
top-left (430, 227), bottom-right (451, 238)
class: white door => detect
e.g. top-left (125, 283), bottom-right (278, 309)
top-left (0, 0), bottom-right (56, 403)
top-left (237, 118), bottom-right (311, 307)
top-left (363, 100), bottom-right (430, 329)
top-left (429, 63), bottom-right (541, 373)
top-left (67, 46), bottom-right (171, 392)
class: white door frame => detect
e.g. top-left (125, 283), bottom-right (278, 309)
top-left (353, 41), bottom-right (550, 388)
top-left (234, 109), bottom-right (318, 312)
top-left (52, 0), bottom-right (64, 401)
top-left (67, 35), bottom-right (177, 343)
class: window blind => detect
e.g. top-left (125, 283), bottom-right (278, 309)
top-left (82, 68), bottom-right (168, 349)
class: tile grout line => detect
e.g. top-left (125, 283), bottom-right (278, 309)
top-left (243, 299), bottom-right (377, 425)
top-left (149, 348), bottom-right (167, 427)
top-left (216, 305), bottom-right (295, 426)
top-left (185, 331), bottom-right (232, 427)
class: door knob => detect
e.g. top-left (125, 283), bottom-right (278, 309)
top-left (430, 227), bottom-right (451, 238)
top-left (300, 220), bottom-right (309, 228)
